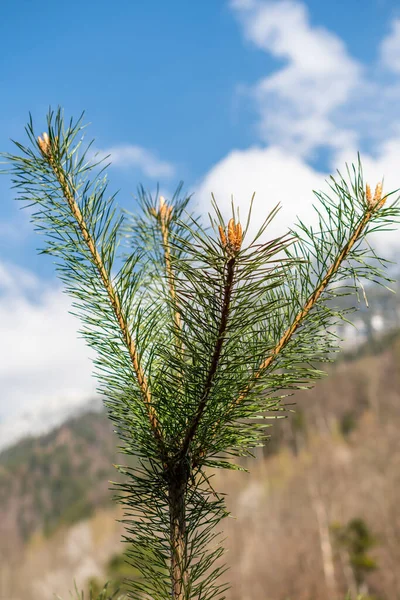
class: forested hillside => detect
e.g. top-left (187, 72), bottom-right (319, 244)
top-left (1, 332), bottom-right (399, 600)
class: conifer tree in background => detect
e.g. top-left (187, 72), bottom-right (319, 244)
top-left (4, 109), bottom-right (399, 600)
top-left (332, 518), bottom-right (378, 598)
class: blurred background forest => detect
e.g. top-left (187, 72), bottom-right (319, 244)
top-left (1, 280), bottom-right (400, 600)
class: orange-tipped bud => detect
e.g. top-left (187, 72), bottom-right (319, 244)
top-left (218, 225), bottom-right (227, 248)
top-left (38, 132), bottom-right (51, 156)
top-left (373, 182), bottom-right (382, 202)
top-left (235, 222), bottom-right (243, 250)
top-left (219, 218), bottom-right (242, 255)
top-left (366, 181), bottom-right (385, 210)
top-left (373, 182), bottom-right (384, 207)
top-left (150, 195), bottom-right (173, 222)
top-left (159, 196), bottom-right (166, 218)
top-left (227, 218), bottom-right (235, 248)
top-left (365, 183), bottom-right (372, 206)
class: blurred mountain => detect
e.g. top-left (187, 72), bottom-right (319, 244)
top-left (0, 409), bottom-right (117, 550)
top-left (334, 274), bottom-right (400, 349)
top-left (0, 330), bottom-right (400, 599)
top-left (0, 395), bottom-right (103, 453)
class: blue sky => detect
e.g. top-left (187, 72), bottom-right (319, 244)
top-left (1, 0), bottom-right (400, 446)
top-left (1, 0), bottom-right (400, 272)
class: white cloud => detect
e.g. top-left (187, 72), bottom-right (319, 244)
top-left (196, 145), bottom-right (326, 241)
top-left (228, 1), bottom-right (400, 170)
top-left (96, 144), bottom-right (175, 178)
top-left (0, 261), bottom-right (98, 450)
top-left (335, 137), bottom-right (400, 194)
top-left (380, 18), bottom-right (400, 73)
top-left (194, 0), bottom-right (400, 251)
top-left (230, 0), bottom-right (361, 156)
top-left (196, 143), bottom-right (400, 252)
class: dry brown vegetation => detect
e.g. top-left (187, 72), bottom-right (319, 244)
top-left (1, 333), bottom-right (399, 600)
top-left (219, 334), bottom-right (400, 599)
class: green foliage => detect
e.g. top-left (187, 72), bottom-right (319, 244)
top-left (340, 410), bottom-right (358, 437)
top-left (88, 550), bottom-right (141, 597)
top-left (0, 411), bottom-right (116, 541)
top-left (56, 580), bottom-right (127, 600)
top-left (332, 517), bottom-right (378, 588)
top-left (3, 108), bottom-right (399, 599)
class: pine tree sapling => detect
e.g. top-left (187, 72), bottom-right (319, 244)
top-left (3, 109), bottom-right (399, 599)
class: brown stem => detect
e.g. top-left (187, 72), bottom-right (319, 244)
top-left (181, 256), bottom-right (236, 458)
top-left (47, 156), bottom-right (164, 449)
top-left (168, 462), bottom-right (189, 599)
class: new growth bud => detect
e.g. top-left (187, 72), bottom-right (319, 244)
top-left (373, 182), bottom-right (384, 207)
top-left (150, 196), bottom-right (173, 221)
top-left (366, 182), bottom-right (386, 210)
top-left (218, 225), bottom-right (227, 248)
top-left (37, 132), bottom-right (51, 156)
top-left (365, 183), bottom-right (372, 206)
top-left (219, 218), bottom-right (242, 256)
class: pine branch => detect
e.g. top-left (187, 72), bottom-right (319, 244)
top-left (191, 180), bottom-right (393, 468)
top-left (180, 218), bottom-right (242, 458)
top-left (151, 195), bottom-right (183, 349)
top-left (235, 182), bottom-right (387, 406)
top-left (37, 132), bottom-right (164, 451)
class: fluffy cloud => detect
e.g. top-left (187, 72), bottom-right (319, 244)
top-left (0, 261), bottom-right (97, 450)
top-left (228, 0), bottom-right (400, 163)
top-left (194, 0), bottom-right (400, 250)
top-left (230, 0), bottom-right (361, 156)
top-left (196, 145), bottom-right (326, 241)
top-left (380, 18), bottom-right (400, 74)
top-left (96, 144), bottom-right (175, 178)
top-left (196, 143), bottom-right (400, 251)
